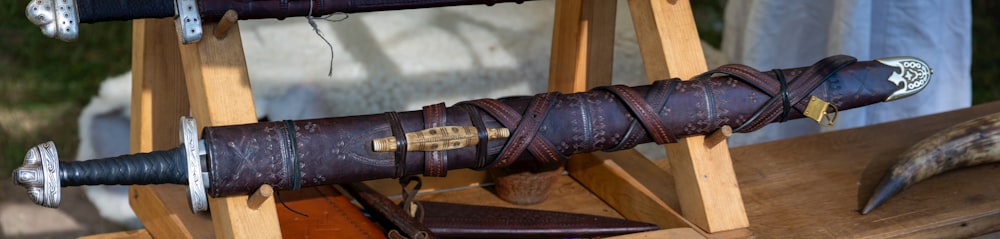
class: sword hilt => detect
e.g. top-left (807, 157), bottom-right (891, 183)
top-left (12, 117), bottom-right (209, 212)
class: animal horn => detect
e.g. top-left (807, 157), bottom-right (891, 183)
top-left (862, 112), bottom-right (1000, 214)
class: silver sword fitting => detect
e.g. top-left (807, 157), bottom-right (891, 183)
top-left (181, 116), bottom-right (209, 212)
top-left (12, 117), bottom-right (210, 212)
top-left (12, 141), bottom-right (62, 208)
top-left (875, 56), bottom-right (932, 102)
top-left (175, 0), bottom-right (203, 44)
top-left (26, 0), bottom-right (79, 42)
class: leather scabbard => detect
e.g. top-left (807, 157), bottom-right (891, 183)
top-left (199, 0), bottom-right (531, 21)
top-left (202, 55), bottom-right (923, 197)
top-left (414, 201), bottom-right (659, 238)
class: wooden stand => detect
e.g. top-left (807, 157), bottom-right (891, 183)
top-left (83, 0), bottom-right (1000, 238)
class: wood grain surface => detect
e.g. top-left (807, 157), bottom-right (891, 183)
top-left (732, 101), bottom-right (1000, 238)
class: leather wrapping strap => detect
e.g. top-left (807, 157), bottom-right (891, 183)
top-left (203, 55), bottom-right (905, 197)
top-left (422, 103), bottom-right (449, 177)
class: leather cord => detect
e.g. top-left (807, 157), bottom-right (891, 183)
top-left (282, 120), bottom-right (302, 190)
top-left (385, 111), bottom-right (408, 178)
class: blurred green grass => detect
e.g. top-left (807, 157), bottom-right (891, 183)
top-left (0, 0), bottom-right (997, 178)
top-left (1, 0), bottom-right (131, 176)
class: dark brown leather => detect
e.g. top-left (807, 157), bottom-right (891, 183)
top-left (423, 103), bottom-right (449, 177)
top-left (413, 201), bottom-right (659, 238)
top-left (199, 0), bottom-right (532, 21)
top-left (276, 185), bottom-right (387, 239)
top-left (203, 55), bottom-right (905, 197)
top-left (342, 182), bottom-right (437, 239)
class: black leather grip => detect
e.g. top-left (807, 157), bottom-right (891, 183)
top-left (77, 0), bottom-right (175, 23)
top-left (60, 147), bottom-right (188, 186)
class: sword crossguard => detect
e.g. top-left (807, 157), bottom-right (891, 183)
top-left (26, 0), bottom-right (79, 42)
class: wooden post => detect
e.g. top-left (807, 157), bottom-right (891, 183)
top-left (128, 18), bottom-right (282, 239)
top-left (627, 0), bottom-right (750, 233)
top-left (177, 22), bottom-right (284, 239)
top-left (548, 0), bottom-right (694, 231)
top-left (128, 18), bottom-right (214, 239)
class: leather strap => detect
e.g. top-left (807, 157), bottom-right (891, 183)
top-left (461, 92), bottom-right (567, 168)
top-left (702, 55), bottom-right (857, 132)
top-left (597, 81), bottom-right (675, 145)
top-left (421, 103), bottom-right (448, 177)
top-left (385, 112), bottom-right (408, 178)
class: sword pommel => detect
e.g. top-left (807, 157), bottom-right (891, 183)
top-left (26, 0), bottom-right (79, 42)
top-left (13, 141), bottom-right (62, 208)
top-left (875, 56), bottom-right (932, 102)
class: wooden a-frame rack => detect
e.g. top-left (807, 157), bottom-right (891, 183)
top-left (84, 0), bottom-right (752, 238)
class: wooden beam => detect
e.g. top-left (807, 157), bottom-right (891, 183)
top-left (547, 0), bottom-right (617, 92)
top-left (177, 22), bottom-right (283, 239)
top-left (128, 18), bottom-right (214, 239)
top-left (78, 229), bottom-right (153, 239)
top-left (626, 0), bottom-right (750, 233)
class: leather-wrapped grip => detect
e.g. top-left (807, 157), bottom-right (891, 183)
top-left (60, 146), bottom-right (187, 186)
top-left (77, 0), bottom-right (174, 23)
top-left (202, 55), bottom-right (910, 197)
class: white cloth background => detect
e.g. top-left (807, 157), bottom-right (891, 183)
top-left (722, 0), bottom-right (972, 146)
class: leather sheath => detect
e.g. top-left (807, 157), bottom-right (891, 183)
top-left (202, 55), bottom-right (909, 197)
top-left (413, 201), bottom-right (659, 238)
top-left (277, 185), bottom-right (387, 239)
top-left (199, 0), bottom-right (531, 21)
top-left (342, 182), bottom-right (437, 239)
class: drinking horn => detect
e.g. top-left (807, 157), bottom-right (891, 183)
top-left (862, 112), bottom-right (1000, 214)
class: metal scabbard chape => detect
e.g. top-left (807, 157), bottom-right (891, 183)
top-left (373, 126), bottom-right (510, 152)
top-left (26, 0), bottom-right (79, 42)
top-left (876, 56), bottom-right (932, 102)
top-left (13, 141), bottom-right (61, 208)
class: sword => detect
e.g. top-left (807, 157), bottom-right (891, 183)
top-left (25, 0), bottom-right (531, 43)
top-left (12, 55), bottom-right (932, 212)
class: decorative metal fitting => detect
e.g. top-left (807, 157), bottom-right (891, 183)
top-left (876, 56), bottom-right (932, 102)
top-left (13, 141), bottom-right (62, 208)
top-left (175, 0), bottom-right (203, 44)
top-left (373, 126), bottom-right (510, 152)
top-left (25, 0), bottom-right (79, 42)
top-left (181, 117), bottom-right (209, 212)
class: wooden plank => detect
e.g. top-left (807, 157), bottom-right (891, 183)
top-left (626, 0), bottom-right (749, 232)
top-left (414, 175), bottom-right (623, 219)
top-left (78, 229), bottom-right (153, 239)
top-left (732, 102), bottom-right (1000, 238)
top-left (365, 169), bottom-right (490, 197)
top-left (606, 228), bottom-right (705, 239)
top-left (127, 18), bottom-right (214, 239)
top-left (547, 0), bottom-right (616, 92)
top-left (177, 22), bottom-right (283, 239)
top-left (566, 151), bottom-right (687, 229)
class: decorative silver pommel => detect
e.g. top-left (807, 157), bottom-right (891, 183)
top-left (26, 0), bottom-right (79, 42)
top-left (876, 56), bottom-right (932, 102)
top-left (13, 141), bottom-right (62, 208)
